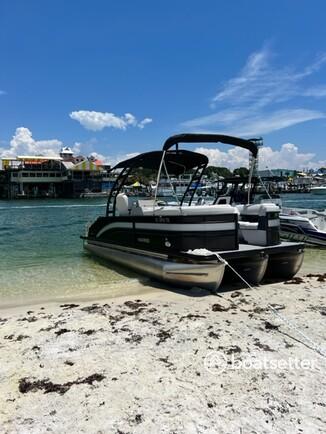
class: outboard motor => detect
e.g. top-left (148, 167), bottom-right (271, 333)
top-left (237, 203), bottom-right (280, 246)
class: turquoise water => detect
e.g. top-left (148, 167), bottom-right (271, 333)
top-left (0, 199), bottom-right (141, 305)
top-left (0, 194), bottom-right (325, 305)
top-left (281, 192), bottom-right (326, 210)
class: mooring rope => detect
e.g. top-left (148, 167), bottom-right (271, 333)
top-left (213, 253), bottom-right (326, 359)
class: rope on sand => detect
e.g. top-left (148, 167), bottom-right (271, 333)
top-left (213, 253), bottom-right (326, 359)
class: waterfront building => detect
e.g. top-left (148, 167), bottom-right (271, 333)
top-left (0, 150), bottom-right (111, 199)
top-left (258, 168), bottom-right (297, 178)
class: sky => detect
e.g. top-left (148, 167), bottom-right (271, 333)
top-left (1, 0), bottom-right (326, 169)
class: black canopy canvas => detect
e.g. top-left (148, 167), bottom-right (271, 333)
top-left (112, 150), bottom-right (208, 176)
top-left (163, 133), bottom-right (259, 158)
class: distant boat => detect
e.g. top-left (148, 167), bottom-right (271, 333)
top-left (279, 212), bottom-right (326, 247)
top-left (210, 176), bottom-right (326, 248)
top-left (310, 186), bottom-right (326, 195)
top-left (80, 192), bottom-right (109, 198)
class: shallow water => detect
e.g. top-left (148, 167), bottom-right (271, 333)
top-left (0, 194), bottom-right (325, 304)
top-left (0, 199), bottom-right (145, 304)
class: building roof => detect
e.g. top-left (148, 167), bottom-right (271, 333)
top-left (60, 146), bottom-right (74, 155)
top-left (72, 159), bottom-right (103, 171)
top-left (61, 161), bottom-right (75, 169)
top-left (16, 155), bottom-right (63, 161)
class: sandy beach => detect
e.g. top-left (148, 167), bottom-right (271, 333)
top-left (0, 273), bottom-right (325, 434)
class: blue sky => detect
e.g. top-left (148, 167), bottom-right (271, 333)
top-left (1, 0), bottom-right (326, 169)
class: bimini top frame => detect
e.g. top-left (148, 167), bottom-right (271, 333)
top-left (106, 149), bottom-right (209, 216)
top-left (159, 133), bottom-right (261, 205)
top-left (106, 134), bottom-right (262, 215)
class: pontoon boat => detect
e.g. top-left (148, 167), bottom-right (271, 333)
top-left (82, 134), bottom-right (304, 290)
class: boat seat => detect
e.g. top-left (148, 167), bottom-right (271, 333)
top-left (239, 221), bottom-right (258, 229)
top-left (137, 199), bottom-right (156, 208)
top-left (133, 204), bottom-right (238, 216)
top-left (215, 196), bottom-right (231, 205)
top-left (116, 193), bottom-right (130, 216)
top-left (130, 199), bottom-right (155, 216)
top-left (237, 203), bottom-right (280, 216)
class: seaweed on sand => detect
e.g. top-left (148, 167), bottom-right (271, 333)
top-left (19, 373), bottom-right (105, 395)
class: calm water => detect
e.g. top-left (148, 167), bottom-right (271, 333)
top-left (0, 199), bottom-right (143, 305)
top-left (281, 192), bottom-right (326, 210)
top-left (0, 193), bottom-right (325, 305)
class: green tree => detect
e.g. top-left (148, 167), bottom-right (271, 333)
top-left (206, 166), bottom-right (232, 179)
top-left (130, 168), bottom-right (157, 185)
top-left (233, 167), bottom-right (249, 177)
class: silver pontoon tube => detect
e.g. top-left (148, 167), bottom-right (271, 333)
top-left (84, 241), bottom-right (226, 291)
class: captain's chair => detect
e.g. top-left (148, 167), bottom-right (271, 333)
top-left (216, 196), bottom-right (231, 205)
top-left (116, 193), bottom-right (130, 216)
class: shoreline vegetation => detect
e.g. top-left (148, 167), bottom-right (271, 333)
top-left (1, 273), bottom-right (325, 432)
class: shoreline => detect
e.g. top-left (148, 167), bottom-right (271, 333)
top-left (0, 278), bottom-right (159, 312)
top-left (1, 273), bottom-right (325, 433)
top-left (0, 256), bottom-right (323, 310)
top-left (1, 245), bottom-right (325, 311)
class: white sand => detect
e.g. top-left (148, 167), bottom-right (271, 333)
top-left (0, 274), bottom-right (325, 433)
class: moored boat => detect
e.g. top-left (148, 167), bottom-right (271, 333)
top-left (310, 186), bottom-right (326, 195)
top-left (84, 241), bottom-right (226, 291)
top-left (263, 242), bottom-right (305, 279)
top-left (83, 133), bottom-right (305, 290)
top-left (83, 140), bottom-right (240, 291)
top-left (279, 213), bottom-right (326, 247)
top-left (211, 169), bottom-right (306, 279)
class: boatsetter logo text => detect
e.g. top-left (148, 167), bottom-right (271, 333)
top-left (204, 351), bottom-right (317, 375)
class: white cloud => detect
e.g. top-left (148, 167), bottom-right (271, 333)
top-left (69, 110), bottom-right (153, 131)
top-left (124, 113), bottom-right (137, 127)
top-left (87, 141), bottom-right (325, 171)
top-left (235, 109), bottom-right (325, 137)
top-left (0, 129), bottom-right (141, 167)
top-left (195, 142), bottom-right (326, 170)
top-left (302, 85), bottom-right (326, 98)
top-left (212, 48), bottom-right (326, 107)
top-left (2, 128), bottom-right (321, 170)
top-left (0, 127), bottom-right (62, 157)
top-left (70, 111), bottom-right (126, 131)
top-left (259, 143), bottom-right (325, 169)
top-left (182, 108), bottom-right (325, 136)
top-left (138, 118), bottom-right (153, 129)
top-left (195, 146), bottom-right (249, 169)
top-left (182, 46), bottom-right (326, 136)
top-left (71, 142), bottom-right (82, 155)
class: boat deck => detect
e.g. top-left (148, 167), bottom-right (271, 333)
top-left (217, 241), bottom-right (304, 259)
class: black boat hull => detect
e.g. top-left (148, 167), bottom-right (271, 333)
top-left (264, 245), bottom-right (304, 279)
top-left (221, 252), bottom-right (269, 285)
top-left (218, 242), bottom-right (304, 284)
top-left (87, 211), bottom-right (239, 253)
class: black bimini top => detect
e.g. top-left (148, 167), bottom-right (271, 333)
top-left (163, 133), bottom-right (260, 158)
top-left (112, 150), bottom-right (208, 176)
